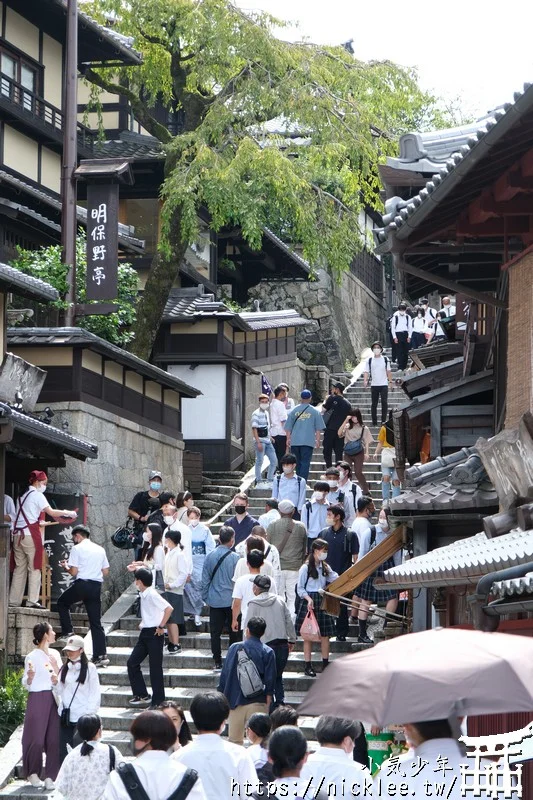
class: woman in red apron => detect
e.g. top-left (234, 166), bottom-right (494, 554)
top-left (9, 470), bottom-right (77, 609)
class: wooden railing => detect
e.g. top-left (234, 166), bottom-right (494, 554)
top-left (0, 71), bottom-right (95, 150)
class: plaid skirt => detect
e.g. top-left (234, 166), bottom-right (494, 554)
top-left (356, 557), bottom-right (398, 603)
top-left (296, 591), bottom-right (337, 638)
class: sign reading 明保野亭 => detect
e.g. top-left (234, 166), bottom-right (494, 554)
top-left (85, 183), bottom-right (119, 301)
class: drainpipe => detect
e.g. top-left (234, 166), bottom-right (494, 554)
top-left (468, 561), bottom-right (533, 631)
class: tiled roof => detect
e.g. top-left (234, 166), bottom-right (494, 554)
top-left (0, 402), bottom-right (97, 460)
top-left (239, 309), bottom-right (312, 330)
top-left (0, 263), bottom-right (58, 302)
top-left (404, 447), bottom-right (476, 487)
top-left (263, 228), bottom-right (312, 274)
top-left (7, 328), bottom-right (201, 398)
top-left (55, 1), bottom-right (142, 65)
top-left (492, 573), bottom-right (533, 598)
top-left (0, 170), bottom-right (144, 252)
top-left (163, 290), bottom-right (238, 323)
top-left (374, 83), bottom-right (533, 246)
top-left (93, 132), bottom-right (164, 161)
top-left (380, 529), bottom-right (533, 589)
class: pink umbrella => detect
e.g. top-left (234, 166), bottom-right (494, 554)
top-left (298, 628), bottom-right (533, 726)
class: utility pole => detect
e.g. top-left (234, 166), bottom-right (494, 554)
top-left (62, 0), bottom-right (78, 326)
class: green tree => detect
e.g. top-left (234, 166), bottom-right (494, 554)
top-left (12, 234), bottom-right (137, 346)
top-left (88, 0), bottom-right (446, 359)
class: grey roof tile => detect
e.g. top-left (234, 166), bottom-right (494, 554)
top-left (0, 263), bottom-right (58, 302)
top-left (492, 573), bottom-right (533, 598)
top-left (0, 402), bottom-right (97, 460)
top-left (7, 328), bottom-right (201, 398)
top-left (239, 309), bottom-right (312, 330)
top-left (381, 529), bottom-right (533, 589)
top-left (93, 132), bottom-right (164, 161)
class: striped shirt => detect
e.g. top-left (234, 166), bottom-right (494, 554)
top-left (251, 408), bottom-right (270, 438)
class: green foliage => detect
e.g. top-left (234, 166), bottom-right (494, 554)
top-left (90, 0), bottom-right (447, 273)
top-left (11, 234), bottom-right (138, 345)
top-left (0, 668), bottom-right (27, 747)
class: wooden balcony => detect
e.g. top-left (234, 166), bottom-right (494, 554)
top-left (0, 72), bottom-right (95, 157)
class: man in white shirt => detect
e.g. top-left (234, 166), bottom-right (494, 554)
top-left (258, 498), bottom-right (280, 529)
top-left (434, 295), bottom-right (457, 339)
top-left (420, 297), bottom-right (439, 343)
top-left (272, 454), bottom-right (307, 517)
top-left (270, 385), bottom-right (289, 472)
top-left (104, 710), bottom-right (207, 800)
top-left (163, 504), bottom-right (192, 574)
top-left (301, 481), bottom-right (330, 547)
top-left (336, 462), bottom-right (362, 528)
top-left (57, 525), bottom-right (110, 668)
top-left (390, 302), bottom-right (413, 371)
top-left (363, 342), bottom-right (393, 427)
top-left (173, 692), bottom-right (257, 800)
top-left (3, 494), bottom-right (15, 530)
top-left (302, 715), bottom-right (369, 797)
top-left (351, 496), bottom-right (374, 544)
top-left (232, 550), bottom-right (277, 630)
top-left (127, 568), bottom-right (172, 708)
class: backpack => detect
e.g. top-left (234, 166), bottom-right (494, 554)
top-left (276, 474), bottom-right (302, 493)
top-left (367, 356), bottom-right (389, 378)
top-left (117, 763), bottom-right (198, 800)
top-left (338, 485), bottom-right (359, 510)
top-left (237, 646), bottom-right (265, 699)
top-left (369, 526), bottom-right (377, 550)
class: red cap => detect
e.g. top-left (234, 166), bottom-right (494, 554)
top-left (29, 470), bottom-right (47, 484)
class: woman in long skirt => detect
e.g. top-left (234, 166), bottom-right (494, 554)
top-left (183, 506), bottom-right (215, 626)
top-left (295, 539), bottom-right (338, 678)
top-left (21, 621), bottom-right (62, 789)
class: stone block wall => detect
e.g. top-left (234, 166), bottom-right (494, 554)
top-left (250, 268), bottom-right (388, 372)
top-left (244, 357), bottom-right (330, 464)
top-left (39, 401), bottom-right (184, 608)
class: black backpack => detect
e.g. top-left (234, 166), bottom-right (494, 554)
top-left (117, 763), bottom-right (198, 800)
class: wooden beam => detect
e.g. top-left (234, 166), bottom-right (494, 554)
top-left (321, 527), bottom-right (405, 616)
top-left (430, 407), bottom-right (442, 458)
top-left (479, 195), bottom-right (533, 216)
top-left (456, 216), bottom-right (530, 237)
top-left (395, 256), bottom-right (507, 309)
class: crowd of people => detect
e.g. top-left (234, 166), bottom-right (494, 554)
top-left (386, 295), bottom-right (457, 371)
top-left (8, 360), bottom-right (408, 797)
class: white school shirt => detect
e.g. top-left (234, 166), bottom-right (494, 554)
top-left (68, 538), bottom-right (109, 582)
top-left (435, 303), bottom-right (457, 337)
top-left (390, 312), bottom-right (413, 337)
top-left (269, 398), bottom-right (288, 436)
top-left (351, 515), bottom-right (372, 545)
top-left (302, 746), bottom-right (369, 796)
top-left (366, 356), bottom-right (389, 387)
top-left (167, 518), bottom-right (193, 573)
top-left (56, 660), bottom-right (101, 723)
top-left (55, 741), bottom-right (122, 800)
top-left (258, 508), bottom-right (281, 529)
top-left (232, 573), bottom-right (278, 626)
top-left (413, 315), bottom-right (426, 333)
top-left (139, 586), bottom-right (172, 628)
top-left (173, 733), bottom-right (257, 800)
top-left (103, 750), bottom-right (207, 800)
top-left (22, 647), bottom-right (62, 692)
top-left (15, 486), bottom-right (49, 533)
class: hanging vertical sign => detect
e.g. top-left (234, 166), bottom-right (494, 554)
top-left (85, 183), bottom-right (119, 300)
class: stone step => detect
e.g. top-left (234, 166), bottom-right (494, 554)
top-left (202, 477), bottom-right (243, 489)
top-left (94, 703), bottom-right (328, 741)
top-left (196, 492), bottom-right (232, 505)
top-left (107, 629), bottom-right (360, 654)
top-left (102, 645), bottom-right (371, 672)
top-left (204, 471), bottom-right (244, 480)
top-left (99, 682), bottom-right (308, 709)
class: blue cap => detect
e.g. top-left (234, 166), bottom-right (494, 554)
top-left (301, 389), bottom-right (312, 399)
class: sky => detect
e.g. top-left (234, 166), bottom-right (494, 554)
top-left (238, 0), bottom-right (533, 123)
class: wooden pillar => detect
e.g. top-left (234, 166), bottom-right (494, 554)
top-left (412, 519), bottom-right (429, 632)
top-left (430, 408), bottom-right (442, 458)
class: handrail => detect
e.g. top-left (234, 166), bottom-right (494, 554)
top-left (0, 71), bottom-right (95, 147)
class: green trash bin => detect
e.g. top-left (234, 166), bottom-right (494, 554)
top-left (366, 730), bottom-right (394, 775)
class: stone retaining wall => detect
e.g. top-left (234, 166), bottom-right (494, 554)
top-left (250, 268), bottom-right (388, 371)
top-left (37, 401), bottom-right (184, 607)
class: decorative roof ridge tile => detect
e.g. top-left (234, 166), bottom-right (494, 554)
top-left (0, 263), bottom-right (58, 302)
top-left (375, 83), bottom-right (533, 244)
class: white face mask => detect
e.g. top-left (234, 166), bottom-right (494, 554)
top-left (327, 480), bottom-right (338, 489)
top-left (372, 349), bottom-right (381, 356)
top-left (317, 552), bottom-right (328, 561)
top-left (379, 515), bottom-right (389, 531)
top-left (35, 484), bottom-right (46, 493)
top-left (259, 402), bottom-right (269, 411)
top-left (282, 465), bottom-right (294, 474)
top-left (142, 531), bottom-right (151, 542)
top-left (164, 515), bottom-right (175, 526)
top-left (312, 491), bottom-right (324, 502)
top-left (338, 470), bottom-right (346, 480)
top-left (189, 519), bottom-right (200, 528)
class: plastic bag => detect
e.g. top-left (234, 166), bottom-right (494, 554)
top-left (300, 608), bottom-right (321, 642)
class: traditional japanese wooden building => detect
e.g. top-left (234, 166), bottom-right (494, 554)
top-left (152, 286), bottom-right (310, 470)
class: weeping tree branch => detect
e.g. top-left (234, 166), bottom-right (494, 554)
top-left (83, 68), bottom-right (173, 144)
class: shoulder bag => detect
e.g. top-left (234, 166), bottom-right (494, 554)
top-left (208, 549), bottom-right (233, 584)
top-left (277, 519), bottom-right (295, 555)
top-left (344, 425), bottom-right (365, 456)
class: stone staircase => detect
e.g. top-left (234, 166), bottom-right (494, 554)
top-left (0, 365), bottom-right (408, 797)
